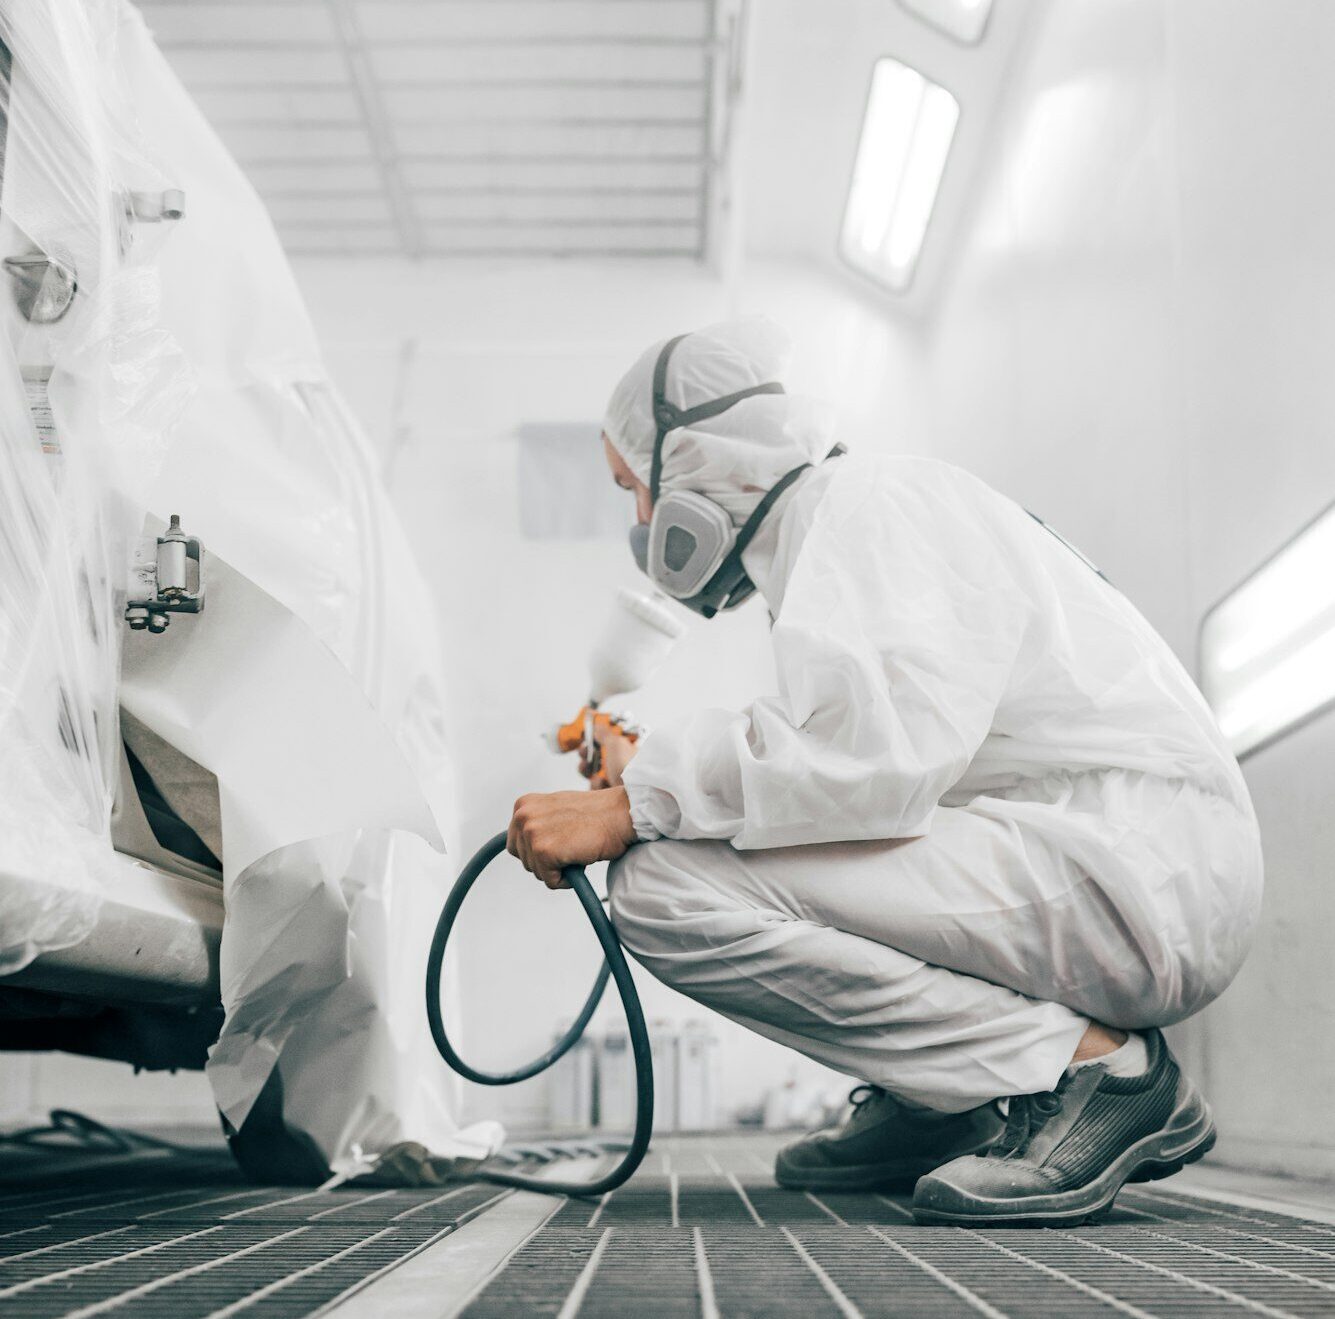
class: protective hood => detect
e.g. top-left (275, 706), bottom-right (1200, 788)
top-left (602, 317), bottom-right (834, 525)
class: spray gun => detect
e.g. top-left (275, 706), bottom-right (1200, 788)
top-left (548, 708), bottom-right (644, 789)
top-left (545, 588), bottom-right (685, 786)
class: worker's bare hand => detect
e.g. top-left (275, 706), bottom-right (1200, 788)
top-left (507, 786), bottom-right (637, 889)
top-left (578, 723), bottom-right (640, 789)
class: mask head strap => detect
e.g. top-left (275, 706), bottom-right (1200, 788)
top-left (728, 443), bottom-right (846, 567)
top-left (692, 442), bottom-right (848, 618)
top-left (692, 463), bottom-right (809, 618)
top-left (648, 333), bottom-right (786, 503)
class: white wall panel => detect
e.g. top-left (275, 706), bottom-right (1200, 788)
top-left (1167, 0), bottom-right (1335, 1180)
top-left (912, 0), bottom-right (1335, 1177)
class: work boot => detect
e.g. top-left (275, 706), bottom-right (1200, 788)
top-left (774, 1085), bottom-right (1005, 1192)
top-left (912, 1029), bottom-right (1215, 1226)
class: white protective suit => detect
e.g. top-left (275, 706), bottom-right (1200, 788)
top-left (603, 319), bottom-right (1264, 1111)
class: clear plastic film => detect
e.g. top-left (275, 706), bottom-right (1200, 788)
top-left (110, 6), bottom-right (483, 1175)
top-left (0, 0), bottom-right (192, 973)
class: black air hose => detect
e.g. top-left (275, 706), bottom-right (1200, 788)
top-left (425, 832), bottom-right (652, 1197)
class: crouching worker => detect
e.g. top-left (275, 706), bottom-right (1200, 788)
top-left (506, 318), bottom-right (1263, 1226)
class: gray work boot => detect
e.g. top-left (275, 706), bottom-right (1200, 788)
top-left (913, 1029), bottom-right (1216, 1226)
top-left (774, 1085), bottom-right (1005, 1192)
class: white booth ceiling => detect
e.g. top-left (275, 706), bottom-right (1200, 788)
top-left (139, 0), bottom-right (720, 258)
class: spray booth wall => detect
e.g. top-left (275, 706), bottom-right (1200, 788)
top-left (906, 0), bottom-right (1335, 1178)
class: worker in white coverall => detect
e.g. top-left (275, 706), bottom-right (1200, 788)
top-left (506, 318), bottom-right (1263, 1225)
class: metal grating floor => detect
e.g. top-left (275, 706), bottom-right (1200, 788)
top-left (462, 1136), bottom-right (1335, 1318)
top-left (0, 1138), bottom-right (508, 1318)
top-left (4, 1132), bottom-right (1335, 1317)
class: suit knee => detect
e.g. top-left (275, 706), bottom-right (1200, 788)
top-left (607, 843), bottom-right (675, 946)
top-left (607, 838), bottom-right (744, 968)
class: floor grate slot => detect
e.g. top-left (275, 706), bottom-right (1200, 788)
top-left (6, 1133), bottom-right (1335, 1317)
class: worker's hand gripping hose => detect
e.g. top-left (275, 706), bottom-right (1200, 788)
top-left (425, 832), bottom-right (653, 1197)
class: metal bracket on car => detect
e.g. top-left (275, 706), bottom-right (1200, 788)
top-left (126, 189), bottom-right (186, 224)
top-left (125, 515), bottom-right (205, 634)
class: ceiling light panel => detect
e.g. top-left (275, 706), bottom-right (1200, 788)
top-left (897, 0), bottom-right (994, 45)
top-left (840, 58), bottom-right (960, 294)
top-left (1200, 502), bottom-right (1335, 758)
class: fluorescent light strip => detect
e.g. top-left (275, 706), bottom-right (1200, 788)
top-left (1212, 512), bottom-right (1335, 673)
top-left (840, 60), bottom-right (959, 293)
top-left (1217, 622), bottom-right (1335, 745)
top-left (1201, 500), bottom-right (1335, 756)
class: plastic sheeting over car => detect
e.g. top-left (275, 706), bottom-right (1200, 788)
top-left (0, 1), bottom-right (193, 974)
top-left (0, 0), bottom-right (494, 1178)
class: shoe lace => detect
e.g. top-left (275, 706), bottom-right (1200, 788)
top-left (837, 1084), bottom-right (893, 1133)
top-left (991, 1090), bottom-right (1063, 1159)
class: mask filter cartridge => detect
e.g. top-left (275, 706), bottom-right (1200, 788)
top-left (629, 522), bottom-right (650, 575)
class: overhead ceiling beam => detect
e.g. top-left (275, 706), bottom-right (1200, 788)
top-left (326, 0), bottom-right (421, 256)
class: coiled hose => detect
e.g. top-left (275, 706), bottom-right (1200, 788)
top-left (425, 831), bottom-right (653, 1197)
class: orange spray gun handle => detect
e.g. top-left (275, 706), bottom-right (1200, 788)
top-left (549, 706), bottom-right (640, 788)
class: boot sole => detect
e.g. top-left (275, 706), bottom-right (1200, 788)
top-left (775, 1135), bottom-right (1000, 1193)
top-left (911, 1086), bottom-right (1215, 1227)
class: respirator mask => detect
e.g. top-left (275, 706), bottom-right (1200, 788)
top-left (627, 333), bottom-right (841, 619)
